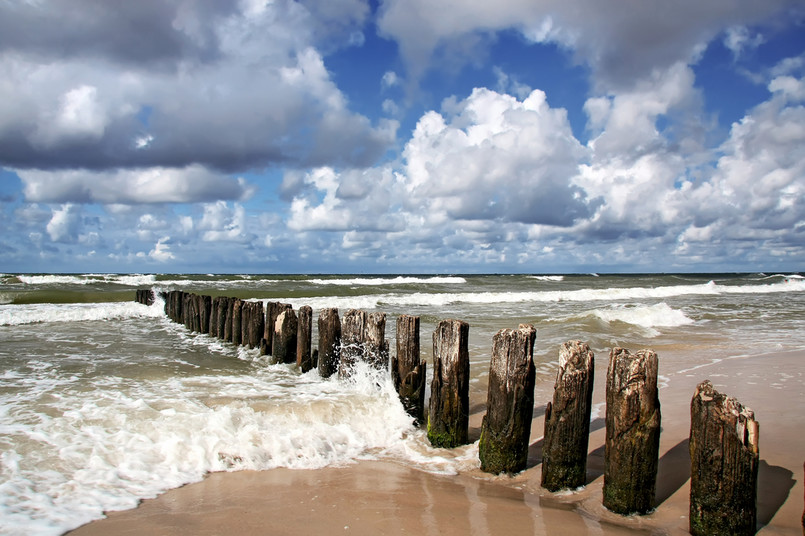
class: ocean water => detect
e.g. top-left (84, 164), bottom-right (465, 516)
top-left (1, 272), bottom-right (804, 535)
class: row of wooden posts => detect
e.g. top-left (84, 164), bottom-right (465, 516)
top-left (137, 289), bottom-right (762, 536)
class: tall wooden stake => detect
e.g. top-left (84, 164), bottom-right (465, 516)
top-left (392, 314), bottom-right (425, 424)
top-left (541, 340), bottom-right (595, 491)
top-left (689, 380), bottom-right (759, 536)
top-left (317, 308), bottom-right (341, 378)
top-left (428, 319), bottom-right (470, 448)
top-left (296, 305), bottom-right (313, 372)
top-left (479, 324), bottom-right (537, 474)
top-left (603, 347), bottom-right (661, 515)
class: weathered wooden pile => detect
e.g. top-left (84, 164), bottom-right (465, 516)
top-left (135, 289), bottom-right (155, 306)
top-left (137, 288), bottom-right (763, 534)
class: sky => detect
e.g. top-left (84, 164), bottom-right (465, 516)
top-left (1, 0), bottom-right (804, 274)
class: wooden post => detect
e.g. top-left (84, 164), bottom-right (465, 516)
top-left (479, 324), bottom-right (537, 475)
top-left (296, 305), bottom-right (313, 372)
top-left (392, 314), bottom-right (426, 424)
top-left (182, 292), bottom-right (194, 330)
top-left (689, 380), bottom-right (759, 536)
top-left (239, 301), bottom-right (251, 346)
top-left (172, 290), bottom-right (184, 323)
top-left (366, 312), bottom-right (388, 369)
top-left (428, 319), bottom-right (470, 448)
top-left (339, 309), bottom-right (367, 377)
top-left (231, 299), bottom-right (243, 346)
top-left (135, 289), bottom-right (154, 305)
top-left (541, 340), bottom-right (595, 491)
top-left (264, 302), bottom-right (284, 354)
top-left (245, 301), bottom-right (265, 349)
top-left (223, 298), bottom-right (235, 342)
top-left (198, 295), bottom-right (212, 334)
top-left (603, 347), bottom-right (661, 515)
top-left (272, 308), bottom-right (298, 364)
top-left (317, 308), bottom-right (341, 378)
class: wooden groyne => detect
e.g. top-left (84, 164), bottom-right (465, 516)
top-left (136, 288), bottom-right (764, 526)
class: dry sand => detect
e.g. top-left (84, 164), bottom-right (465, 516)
top-left (68, 349), bottom-right (805, 535)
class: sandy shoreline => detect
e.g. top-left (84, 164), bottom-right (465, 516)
top-left (68, 348), bottom-right (805, 535)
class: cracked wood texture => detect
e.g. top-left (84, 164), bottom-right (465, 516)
top-left (479, 324), bottom-right (537, 475)
top-left (603, 347), bottom-right (661, 515)
top-left (689, 380), bottom-right (759, 536)
top-left (428, 319), bottom-right (470, 448)
top-left (541, 340), bottom-right (595, 490)
top-left (317, 308), bottom-right (341, 378)
top-left (392, 314), bottom-right (426, 424)
top-left (296, 305), bottom-right (313, 373)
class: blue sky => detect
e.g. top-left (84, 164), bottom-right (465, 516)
top-left (1, 0), bottom-right (804, 274)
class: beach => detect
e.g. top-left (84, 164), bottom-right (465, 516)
top-left (2, 273), bottom-right (804, 535)
top-left (68, 348), bottom-right (805, 535)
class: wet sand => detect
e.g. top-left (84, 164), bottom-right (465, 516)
top-left (68, 349), bottom-right (805, 535)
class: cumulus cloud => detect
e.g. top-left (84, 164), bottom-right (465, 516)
top-left (199, 201), bottom-right (253, 243)
top-left (0, 0), bottom-right (391, 172)
top-left (46, 204), bottom-right (82, 243)
top-left (18, 166), bottom-right (255, 204)
top-left (148, 236), bottom-right (175, 262)
top-left (400, 88), bottom-right (591, 226)
top-left (377, 0), bottom-right (799, 90)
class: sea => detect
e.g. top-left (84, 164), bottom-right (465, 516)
top-left (1, 272), bottom-right (804, 535)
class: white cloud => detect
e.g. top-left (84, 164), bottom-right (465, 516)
top-left (0, 1), bottom-right (391, 171)
top-left (723, 25), bottom-right (765, 59)
top-left (18, 166), bottom-right (255, 204)
top-left (400, 87), bottom-right (591, 226)
top-left (148, 236), bottom-right (175, 262)
top-left (46, 204), bottom-right (81, 243)
top-left (769, 75), bottom-right (805, 102)
top-left (199, 201), bottom-right (251, 243)
top-left (377, 0), bottom-right (797, 90)
top-left (381, 71), bottom-right (399, 90)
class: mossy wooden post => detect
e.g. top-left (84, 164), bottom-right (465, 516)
top-left (479, 324), bottom-right (537, 474)
top-left (428, 319), bottom-right (470, 448)
top-left (366, 312), bottom-right (388, 368)
top-left (689, 380), bottom-right (759, 536)
top-left (340, 309), bottom-right (367, 377)
top-left (272, 308), bottom-right (298, 364)
top-left (603, 347), bottom-right (661, 515)
top-left (317, 308), bottom-right (341, 378)
top-left (392, 314), bottom-right (426, 424)
top-left (541, 340), bottom-right (595, 491)
top-left (296, 305), bottom-right (313, 372)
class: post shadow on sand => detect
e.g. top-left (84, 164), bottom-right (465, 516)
top-left (654, 438), bottom-right (690, 505)
top-left (524, 404), bottom-right (549, 469)
top-left (756, 459), bottom-right (794, 528)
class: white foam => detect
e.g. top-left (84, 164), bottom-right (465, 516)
top-left (279, 279), bottom-right (805, 312)
top-left (15, 274), bottom-right (158, 287)
top-left (584, 303), bottom-right (694, 335)
top-left (306, 276), bottom-right (467, 286)
top-left (0, 300), bottom-right (164, 326)
top-left (0, 361), bottom-right (420, 535)
top-left (529, 275), bottom-right (564, 282)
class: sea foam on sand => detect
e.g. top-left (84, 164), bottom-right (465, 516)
top-left (68, 348), bottom-right (805, 536)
